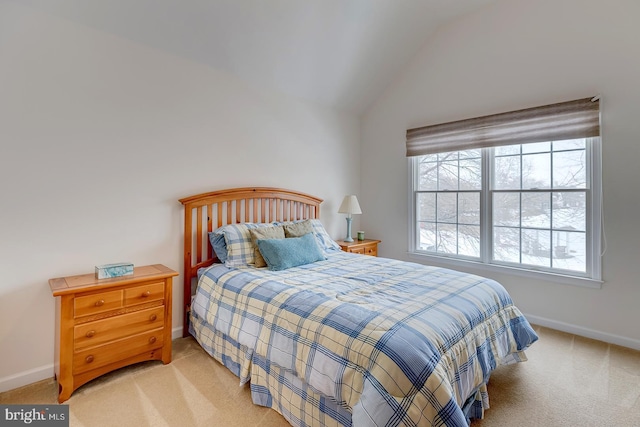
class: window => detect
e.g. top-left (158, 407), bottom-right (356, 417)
top-left (415, 150), bottom-right (482, 258)
top-left (407, 98), bottom-right (602, 284)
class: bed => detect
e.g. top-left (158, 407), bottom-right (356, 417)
top-left (179, 187), bottom-right (538, 427)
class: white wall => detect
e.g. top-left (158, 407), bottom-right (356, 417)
top-left (0, 3), bottom-right (361, 391)
top-left (362, 0), bottom-right (640, 349)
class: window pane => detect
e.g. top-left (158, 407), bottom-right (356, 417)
top-left (522, 229), bottom-right (551, 267)
top-left (493, 226), bottom-right (520, 263)
top-left (459, 149), bottom-right (481, 159)
top-left (553, 192), bottom-right (586, 231)
top-left (553, 138), bottom-right (585, 151)
top-left (522, 142), bottom-right (551, 154)
top-left (438, 152), bottom-right (458, 161)
top-left (417, 193), bottom-right (436, 221)
top-left (436, 223), bottom-right (457, 254)
top-left (458, 193), bottom-right (480, 225)
top-left (438, 161), bottom-right (458, 191)
top-left (493, 192), bottom-right (520, 227)
top-left (522, 153), bottom-right (551, 189)
top-left (494, 156), bottom-right (521, 189)
top-left (459, 225), bottom-right (480, 257)
top-left (418, 159), bottom-right (438, 191)
top-left (459, 158), bottom-right (482, 190)
top-left (418, 222), bottom-right (436, 251)
top-left (495, 145), bottom-right (520, 156)
top-left (552, 231), bottom-right (586, 272)
top-left (553, 150), bottom-right (586, 189)
top-left (521, 192), bottom-right (551, 228)
top-left (437, 193), bottom-right (457, 223)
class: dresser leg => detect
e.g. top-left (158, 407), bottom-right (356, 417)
top-left (57, 382), bottom-right (72, 403)
top-left (161, 347), bottom-right (172, 364)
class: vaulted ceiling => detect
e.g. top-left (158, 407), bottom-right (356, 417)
top-left (14, 0), bottom-right (498, 115)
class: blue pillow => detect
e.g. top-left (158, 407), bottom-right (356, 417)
top-left (208, 232), bottom-right (228, 263)
top-left (256, 233), bottom-right (326, 271)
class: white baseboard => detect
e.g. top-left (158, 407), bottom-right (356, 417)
top-left (172, 326), bottom-right (184, 340)
top-left (524, 313), bottom-right (640, 351)
top-left (0, 364), bottom-right (54, 394)
top-left (1, 328), bottom-right (188, 394)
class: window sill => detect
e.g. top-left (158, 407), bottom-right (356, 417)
top-left (407, 252), bottom-right (603, 289)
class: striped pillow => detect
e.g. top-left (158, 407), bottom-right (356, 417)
top-left (309, 219), bottom-right (341, 252)
top-left (212, 223), bottom-right (276, 267)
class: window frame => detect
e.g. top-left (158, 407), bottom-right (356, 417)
top-left (408, 137), bottom-right (603, 288)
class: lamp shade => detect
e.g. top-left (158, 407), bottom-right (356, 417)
top-left (338, 195), bottom-right (362, 215)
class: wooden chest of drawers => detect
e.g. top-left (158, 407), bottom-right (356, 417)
top-left (49, 264), bottom-right (178, 403)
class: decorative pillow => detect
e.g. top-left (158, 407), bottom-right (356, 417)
top-left (211, 223), bottom-right (276, 267)
top-left (283, 219), bottom-right (314, 238)
top-left (208, 232), bottom-right (228, 263)
top-left (256, 233), bottom-right (326, 271)
top-left (309, 219), bottom-right (341, 253)
top-left (249, 225), bottom-right (285, 268)
top-left (277, 219), bottom-right (341, 254)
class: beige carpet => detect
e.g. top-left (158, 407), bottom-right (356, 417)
top-left (2, 325), bottom-right (639, 426)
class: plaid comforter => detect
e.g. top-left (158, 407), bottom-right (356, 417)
top-left (191, 252), bottom-right (537, 426)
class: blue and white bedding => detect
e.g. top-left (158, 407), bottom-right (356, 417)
top-left (190, 251), bottom-right (538, 426)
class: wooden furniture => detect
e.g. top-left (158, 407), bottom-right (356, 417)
top-left (49, 264), bottom-right (178, 403)
top-left (179, 187), bottom-right (322, 337)
top-left (336, 238), bottom-right (381, 256)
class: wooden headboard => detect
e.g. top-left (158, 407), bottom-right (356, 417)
top-left (179, 187), bottom-right (322, 336)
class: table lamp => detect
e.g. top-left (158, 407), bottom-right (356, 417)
top-left (338, 195), bottom-right (362, 242)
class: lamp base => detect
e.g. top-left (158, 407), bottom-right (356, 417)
top-left (344, 217), bottom-right (354, 242)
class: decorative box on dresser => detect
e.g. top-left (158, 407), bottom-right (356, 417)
top-left (49, 264), bottom-right (178, 403)
top-left (336, 238), bottom-right (381, 257)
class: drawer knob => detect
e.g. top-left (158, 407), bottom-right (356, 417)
top-left (149, 314), bottom-right (157, 322)
top-left (85, 330), bottom-right (96, 338)
top-left (148, 336), bottom-right (157, 344)
top-left (94, 299), bottom-right (105, 307)
top-left (142, 291), bottom-right (151, 298)
top-left (85, 355), bottom-right (94, 364)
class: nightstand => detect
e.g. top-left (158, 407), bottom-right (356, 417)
top-left (49, 264), bottom-right (178, 403)
top-left (336, 238), bottom-right (381, 256)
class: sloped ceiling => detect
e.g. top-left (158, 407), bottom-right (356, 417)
top-left (12, 0), bottom-right (497, 115)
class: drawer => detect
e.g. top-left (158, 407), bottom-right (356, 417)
top-left (124, 281), bottom-right (165, 307)
top-left (74, 306), bottom-right (165, 351)
top-left (363, 246), bottom-right (377, 256)
top-left (348, 247), bottom-right (365, 254)
top-left (74, 289), bottom-right (123, 318)
top-left (73, 328), bottom-right (164, 374)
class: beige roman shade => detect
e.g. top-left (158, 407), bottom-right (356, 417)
top-left (406, 97), bottom-right (600, 157)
